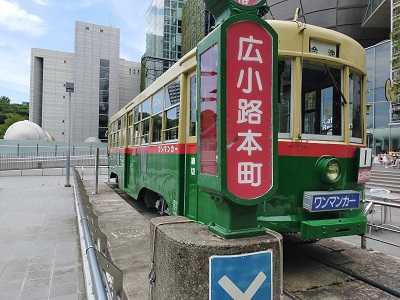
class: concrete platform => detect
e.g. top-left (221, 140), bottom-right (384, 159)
top-left (81, 175), bottom-right (151, 300)
top-left (0, 175), bottom-right (85, 300)
top-left (80, 174), bottom-right (400, 300)
top-left (150, 216), bottom-right (282, 300)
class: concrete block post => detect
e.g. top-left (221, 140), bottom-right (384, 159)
top-left (149, 216), bottom-right (283, 300)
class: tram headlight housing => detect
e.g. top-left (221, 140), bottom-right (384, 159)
top-left (316, 157), bottom-right (341, 184)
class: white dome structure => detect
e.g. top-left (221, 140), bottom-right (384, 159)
top-left (4, 120), bottom-right (49, 141)
top-left (84, 137), bottom-right (101, 144)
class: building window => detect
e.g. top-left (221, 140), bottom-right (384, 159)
top-left (86, 26), bottom-right (90, 31)
top-left (100, 29), bottom-right (104, 32)
top-left (98, 59), bottom-right (110, 141)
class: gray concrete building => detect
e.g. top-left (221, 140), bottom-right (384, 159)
top-left (30, 21), bottom-right (141, 143)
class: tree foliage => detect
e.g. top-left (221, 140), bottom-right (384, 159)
top-left (0, 96), bottom-right (29, 138)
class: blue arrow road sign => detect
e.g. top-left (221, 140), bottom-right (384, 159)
top-left (209, 250), bottom-right (273, 300)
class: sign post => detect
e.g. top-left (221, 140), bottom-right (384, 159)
top-left (197, 0), bottom-right (278, 238)
top-left (65, 82), bottom-right (74, 188)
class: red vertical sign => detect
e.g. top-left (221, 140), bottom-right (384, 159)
top-left (226, 21), bottom-right (274, 200)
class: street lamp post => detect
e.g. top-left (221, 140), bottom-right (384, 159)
top-left (65, 82), bottom-right (74, 187)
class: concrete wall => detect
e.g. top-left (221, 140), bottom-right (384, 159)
top-left (119, 59), bottom-right (141, 110)
top-left (30, 49), bottom-right (74, 143)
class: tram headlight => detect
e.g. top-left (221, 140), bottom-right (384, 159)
top-left (326, 160), bottom-right (341, 183)
top-left (316, 157), bottom-right (341, 184)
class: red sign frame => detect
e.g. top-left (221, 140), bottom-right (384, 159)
top-left (233, 0), bottom-right (263, 6)
top-left (226, 21), bottom-right (274, 200)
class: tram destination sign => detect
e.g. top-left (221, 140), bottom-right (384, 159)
top-left (303, 190), bottom-right (361, 212)
top-left (226, 20), bottom-right (276, 200)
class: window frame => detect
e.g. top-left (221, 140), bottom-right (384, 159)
top-left (278, 57), bottom-right (294, 139)
top-left (127, 111), bottom-right (134, 146)
top-left (163, 78), bottom-right (181, 143)
top-left (188, 73), bottom-right (197, 139)
top-left (349, 69), bottom-right (363, 144)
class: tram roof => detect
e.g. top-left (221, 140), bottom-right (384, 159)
top-left (110, 20), bottom-right (365, 124)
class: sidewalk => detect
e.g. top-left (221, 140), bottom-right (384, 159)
top-left (0, 175), bottom-right (85, 300)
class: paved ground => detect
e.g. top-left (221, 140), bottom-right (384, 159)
top-left (0, 175), bottom-right (85, 300)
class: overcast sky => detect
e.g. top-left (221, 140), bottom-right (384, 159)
top-left (0, 0), bottom-right (151, 103)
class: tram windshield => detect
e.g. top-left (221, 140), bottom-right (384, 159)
top-left (301, 62), bottom-right (342, 138)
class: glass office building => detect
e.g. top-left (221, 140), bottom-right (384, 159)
top-left (143, 0), bottom-right (185, 88)
top-left (367, 40), bottom-right (399, 153)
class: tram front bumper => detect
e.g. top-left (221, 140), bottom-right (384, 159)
top-left (300, 215), bottom-right (367, 240)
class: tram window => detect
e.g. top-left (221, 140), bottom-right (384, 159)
top-left (350, 72), bottom-right (362, 139)
top-left (279, 59), bottom-right (291, 134)
top-left (127, 112), bottom-right (133, 145)
top-left (165, 79), bottom-right (181, 108)
top-left (164, 106), bottom-right (179, 141)
top-left (200, 45), bottom-right (218, 176)
top-left (152, 113), bottom-right (163, 143)
top-left (134, 123), bottom-right (141, 145)
top-left (141, 118), bottom-right (150, 144)
top-left (142, 99), bottom-right (152, 119)
top-left (189, 75), bottom-right (197, 137)
top-left (153, 90), bottom-right (164, 114)
top-left (301, 62), bottom-right (342, 137)
top-left (134, 106), bottom-right (140, 122)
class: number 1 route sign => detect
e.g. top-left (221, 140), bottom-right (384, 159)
top-left (209, 250), bottom-right (273, 300)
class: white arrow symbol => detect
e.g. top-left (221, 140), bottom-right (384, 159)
top-left (218, 272), bottom-right (267, 300)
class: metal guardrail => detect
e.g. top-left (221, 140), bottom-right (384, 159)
top-left (0, 143), bottom-right (107, 156)
top-left (0, 154), bottom-right (108, 171)
top-left (73, 168), bottom-right (123, 300)
top-left (362, 198), bottom-right (400, 249)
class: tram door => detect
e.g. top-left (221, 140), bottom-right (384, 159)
top-left (184, 72), bottom-right (199, 220)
